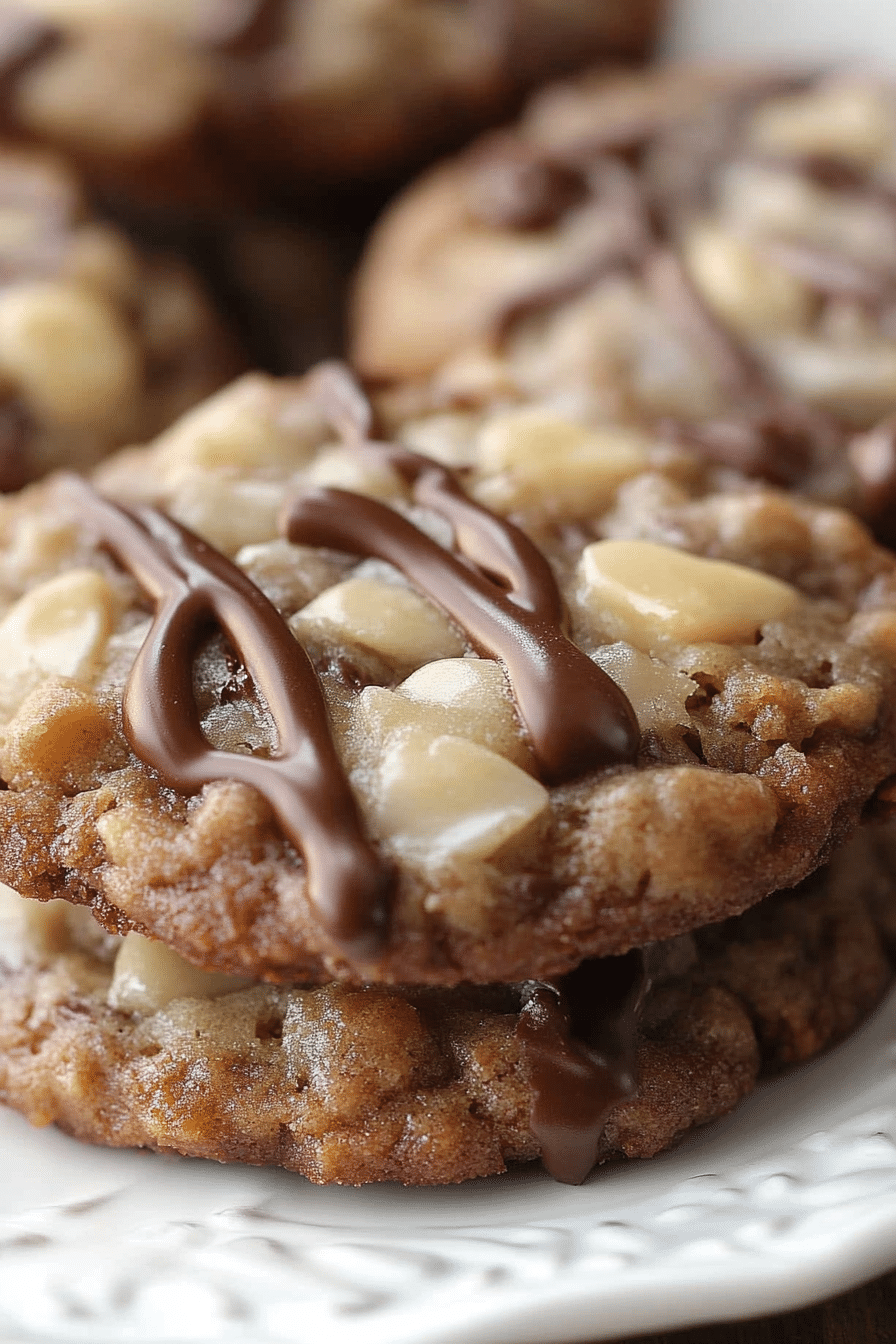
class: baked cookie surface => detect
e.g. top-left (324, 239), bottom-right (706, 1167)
top-left (0, 138), bottom-right (242, 487)
top-left (1, 367), bottom-right (895, 986)
top-left (0, 824), bottom-right (890, 1186)
top-left (352, 67), bottom-right (896, 528)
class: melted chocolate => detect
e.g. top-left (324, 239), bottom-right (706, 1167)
top-left (305, 362), bottom-right (562, 620)
top-left (516, 951), bottom-right (648, 1184)
top-left (293, 364), bottom-right (638, 782)
top-left (283, 483), bottom-right (639, 784)
top-left (59, 473), bottom-right (392, 958)
top-left (497, 159), bottom-right (653, 333)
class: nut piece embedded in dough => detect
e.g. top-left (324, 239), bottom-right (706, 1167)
top-left (304, 445), bottom-right (406, 501)
top-left (374, 731), bottom-right (548, 860)
top-left (353, 658), bottom-right (528, 766)
top-left (476, 407), bottom-right (651, 516)
top-left (590, 642), bottom-right (694, 732)
top-left (578, 540), bottom-right (800, 652)
top-left (109, 933), bottom-right (251, 1014)
top-left (0, 568), bottom-right (116, 681)
top-left (292, 577), bottom-right (465, 667)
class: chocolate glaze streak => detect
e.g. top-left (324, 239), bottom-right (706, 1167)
top-left (376, 443), bottom-right (567, 624)
top-left (304, 361), bottom-right (564, 621)
top-left (283, 485), bottom-right (639, 784)
top-left (516, 951), bottom-right (648, 1184)
top-left (59, 472), bottom-right (392, 959)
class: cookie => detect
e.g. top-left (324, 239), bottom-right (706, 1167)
top-left (351, 67), bottom-right (896, 530)
top-left (0, 821), bottom-right (890, 1186)
top-left (0, 138), bottom-right (242, 488)
top-left (1, 1), bottom-right (661, 210)
top-left (1, 364), bottom-right (896, 989)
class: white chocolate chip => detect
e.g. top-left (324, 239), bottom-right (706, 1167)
top-left (0, 280), bottom-right (139, 426)
top-left (476, 407), bottom-right (651, 516)
top-left (747, 83), bottom-right (893, 166)
top-left (0, 568), bottom-right (116, 680)
top-left (591, 642), bottom-right (694, 732)
top-left (0, 885), bottom-right (67, 969)
top-left (108, 932), bottom-right (252, 1014)
top-left (353, 658), bottom-right (528, 765)
top-left (292, 577), bottom-right (464, 667)
top-left (303, 444), bottom-right (406, 500)
top-left (578, 540), bottom-right (799, 652)
top-left (398, 411), bottom-right (482, 468)
top-left (171, 474), bottom-right (283, 553)
top-left (155, 374), bottom-right (318, 476)
top-left (374, 731), bottom-right (548, 861)
top-left (683, 223), bottom-right (813, 336)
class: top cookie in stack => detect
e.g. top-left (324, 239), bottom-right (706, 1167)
top-left (2, 362), bottom-right (896, 991)
top-left (352, 67), bottom-right (896, 534)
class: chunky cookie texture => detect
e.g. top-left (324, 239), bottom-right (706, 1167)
top-left (352, 67), bottom-right (896, 527)
top-left (0, 140), bottom-right (241, 487)
top-left (0, 1), bottom-right (660, 208)
top-left (1, 368), bottom-right (896, 987)
top-left (0, 827), bottom-right (890, 1186)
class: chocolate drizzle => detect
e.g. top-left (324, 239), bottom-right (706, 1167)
top-left (287, 365), bottom-right (639, 784)
top-left (55, 366), bottom-right (651, 1178)
top-left (285, 485), bottom-right (638, 782)
top-left (516, 951), bottom-right (648, 1184)
top-left (59, 472), bottom-right (392, 958)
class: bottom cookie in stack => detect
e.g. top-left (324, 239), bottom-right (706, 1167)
top-left (0, 822), bottom-right (892, 1187)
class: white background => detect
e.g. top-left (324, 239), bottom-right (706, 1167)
top-left (665, 0), bottom-right (896, 63)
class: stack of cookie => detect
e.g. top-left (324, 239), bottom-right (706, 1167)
top-left (3, 37), bottom-right (896, 1186)
top-left (1, 352), bottom-right (896, 1184)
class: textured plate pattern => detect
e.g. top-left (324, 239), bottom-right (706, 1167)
top-left (2, 991), bottom-right (896, 1344)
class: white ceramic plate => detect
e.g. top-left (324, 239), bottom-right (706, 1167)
top-left (2, 987), bottom-right (896, 1344)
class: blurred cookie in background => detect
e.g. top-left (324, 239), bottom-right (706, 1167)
top-left (209, 217), bottom-right (354, 375)
top-left (0, 1), bottom-right (663, 214)
top-left (0, 137), bottom-right (242, 488)
top-left (351, 66), bottom-right (896, 537)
